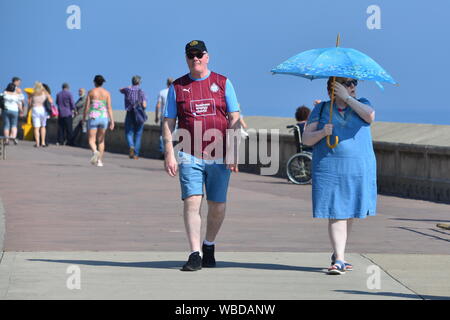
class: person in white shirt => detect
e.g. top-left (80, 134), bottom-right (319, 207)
top-left (1, 83), bottom-right (24, 145)
top-left (154, 78), bottom-right (174, 155)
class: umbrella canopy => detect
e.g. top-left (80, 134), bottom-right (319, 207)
top-left (271, 35), bottom-right (397, 149)
top-left (271, 47), bottom-right (396, 85)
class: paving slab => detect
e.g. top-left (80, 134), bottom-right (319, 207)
top-left (0, 252), bottom-right (421, 300)
top-left (364, 254), bottom-right (450, 300)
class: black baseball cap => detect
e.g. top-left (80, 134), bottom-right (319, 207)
top-left (185, 40), bottom-right (207, 53)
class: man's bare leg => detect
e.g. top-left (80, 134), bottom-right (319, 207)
top-left (183, 195), bottom-right (203, 253)
top-left (205, 201), bottom-right (226, 242)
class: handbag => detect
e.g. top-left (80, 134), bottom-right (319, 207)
top-left (51, 104), bottom-right (59, 118)
top-left (133, 89), bottom-right (147, 125)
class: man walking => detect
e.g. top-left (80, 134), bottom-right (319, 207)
top-left (120, 76), bottom-right (147, 159)
top-left (56, 83), bottom-right (76, 145)
top-left (72, 88), bottom-right (87, 146)
top-left (155, 77), bottom-right (174, 156)
top-left (163, 40), bottom-right (241, 271)
top-left (12, 77), bottom-right (24, 115)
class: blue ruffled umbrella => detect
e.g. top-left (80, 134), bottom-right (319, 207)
top-left (271, 35), bottom-right (396, 148)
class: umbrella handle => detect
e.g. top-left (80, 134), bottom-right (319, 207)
top-left (327, 76), bottom-right (339, 149)
top-left (326, 135), bottom-right (339, 149)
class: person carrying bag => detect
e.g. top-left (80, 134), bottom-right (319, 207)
top-left (120, 76), bottom-right (148, 159)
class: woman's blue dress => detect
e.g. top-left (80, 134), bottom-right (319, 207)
top-left (307, 98), bottom-right (377, 219)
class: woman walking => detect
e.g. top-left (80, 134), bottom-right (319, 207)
top-left (303, 77), bottom-right (377, 275)
top-left (1, 83), bottom-right (25, 145)
top-left (83, 75), bottom-right (114, 167)
top-left (29, 82), bottom-right (52, 147)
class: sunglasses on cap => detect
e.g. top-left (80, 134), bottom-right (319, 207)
top-left (340, 79), bottom-right (358, 87)
top-left (186, 51), bottom-right (206, 59)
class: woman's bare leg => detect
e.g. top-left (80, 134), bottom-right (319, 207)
top-left (40, 127), bottom-right (46, 146)
top-left (10, 127), bottom-right (17, 139)
top-left (88, 129), bottom-right (98, 152)
top-left (328, 219), bottom-right (348, 262)
top-left (96, 129), bottom-right (106, 161)
top-left (33, 127), bottom-right (40, 146)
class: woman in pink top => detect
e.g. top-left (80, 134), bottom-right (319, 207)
top-left (82, 75), bottom-right (115, 167)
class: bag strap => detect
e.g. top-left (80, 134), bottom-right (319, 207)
top-left (134, 88), bottom-right (143, 109)
top-left (318, 101), bottom-right (326, 122)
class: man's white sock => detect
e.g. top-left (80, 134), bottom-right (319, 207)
top-left (203, 240), bottom-right (215, 246)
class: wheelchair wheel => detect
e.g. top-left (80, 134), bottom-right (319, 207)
top-left (286, 152), bottom-right (312, 185)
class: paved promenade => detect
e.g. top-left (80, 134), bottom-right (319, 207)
top-left (1, 141), bottom-right (449, 299)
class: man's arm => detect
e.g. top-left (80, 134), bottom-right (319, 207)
top-left (69, 92), bottom-right (76, 112)
top-left (226, 111), bottom-right (241, 172)
top-left (155, 100), bottom-right (161, 123)
top-left (163, 118), bottom-right (177, 176)
top-left (140, 89), bottom-right (147, 109)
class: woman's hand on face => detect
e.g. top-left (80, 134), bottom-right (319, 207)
top-left (333, 82), bottom-right (349, 100)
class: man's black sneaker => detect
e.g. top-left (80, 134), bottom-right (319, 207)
top-left (202, 243), bottom-right (216, 268)
top-left (181, 252), bottom-right (202, 271)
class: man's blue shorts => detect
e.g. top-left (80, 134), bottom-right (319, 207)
top-left (178, 151), bottom-right (231, 203)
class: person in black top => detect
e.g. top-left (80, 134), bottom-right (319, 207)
top-left (294, 105), bottom-right (311, 152)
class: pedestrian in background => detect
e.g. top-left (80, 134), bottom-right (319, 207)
top-left (83, 75), bottom-right (115, 167)
top-left (12, 77), bottom-right (23, 95)
top-left (1, 83), bottom-right (25, 145)
top-left (56, 83), bottom-right (76, 145)
top-left (29, 82), bottom-right (52, 147)
top-left (120, 75), bottom-right (147, 160)
top-left (294, 105), bottom-right (311, 152)
top-left (12, 77), bottom-right (25, 114)
top-left (155, 77), bottom-right (174, 156)
top-left (72, 88), bottom-right (87, 146)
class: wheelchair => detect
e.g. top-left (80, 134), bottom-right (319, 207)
top-left (286, 124), bottom-right (312, 185)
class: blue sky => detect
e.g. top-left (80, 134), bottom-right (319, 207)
top-left (1, 0), bottom-right (448, 124)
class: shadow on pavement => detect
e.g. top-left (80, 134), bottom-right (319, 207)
top-left (390, 218), bottom-right (450, 223)
top-left (118, 165), bottom-right (164, 172)
top-left (335, 289), bottom-right (450, 300)
top-left (37, 163), bottom-right (85, 167)
top-left (395, 227), bottom-right (450, 243)
top-left (28, 259), bottom-right (325, 273)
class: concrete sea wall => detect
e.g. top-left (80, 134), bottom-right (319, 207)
top-left (3, 112), bottom-right (450, 203)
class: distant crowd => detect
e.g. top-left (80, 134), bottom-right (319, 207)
top-left (0, 75), bottom-right (175, 166)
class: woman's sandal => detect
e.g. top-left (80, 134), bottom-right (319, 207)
top-left (327, 260), bottom-right (346, 275)
top-left (331, 253), bottom-right (353, 271)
